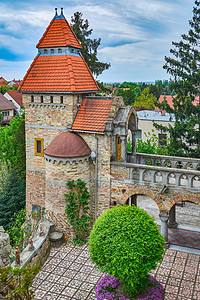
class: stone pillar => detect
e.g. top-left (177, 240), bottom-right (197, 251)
top-left (132, 131), bottom-right (136, 156)
top-left (159, 214), bottom-right (170, 248)
top-left (168, 205), bottom-right (178, 228)
top-left (121, 135), bottom-right (127, 162)
top-left (112, 135), bottom-right (117, 161)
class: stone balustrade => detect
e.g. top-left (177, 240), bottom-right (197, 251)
top-left (135, 152), bottom-right (200, 170)
top-left (111, 160), bottom-right (200, 192)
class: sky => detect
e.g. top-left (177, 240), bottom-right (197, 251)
top-left (0, 0), bottom-right (194, 83)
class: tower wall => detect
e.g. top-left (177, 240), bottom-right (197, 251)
top-left (24, 93), bottom-right (81, 214)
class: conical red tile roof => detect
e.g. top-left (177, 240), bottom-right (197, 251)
top-left (18, 10), bottom-right (99, 93)
top-left (36, 18), bottom-right (82, 49)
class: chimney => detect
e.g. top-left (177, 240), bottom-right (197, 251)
top-left (161, 110), bottom-right (165, 116)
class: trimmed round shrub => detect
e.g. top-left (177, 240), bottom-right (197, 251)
top-left (89, 205), bottom-right (164, 297)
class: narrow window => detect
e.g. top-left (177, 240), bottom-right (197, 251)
top-left (41, 95), bottom-right (43, 103)
top-left (34, 138), bottom-right (44, 156)
top-left (51, 49), bottom-right (54, 54)
top-left (60, 96), bottom-right (63, 104)
top-left (31, 95), bottom-right (34, 103)
top-left (58, 48), bottom-right (62, 53)
top-left (50, 96), bottom-right (53, 103)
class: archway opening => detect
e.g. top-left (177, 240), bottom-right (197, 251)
top-left (125, 194), bottom-right (160, 224)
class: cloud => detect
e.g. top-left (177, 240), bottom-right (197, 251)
top-left (0, 0), bottom-right (195, 82)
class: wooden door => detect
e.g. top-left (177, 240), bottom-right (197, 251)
top-left (116, 135), bottom-right (121, 162)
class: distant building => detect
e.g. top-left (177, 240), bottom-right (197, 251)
top-left (0, 93), bottom-right (17, 126)
top-left (136, 109), bottom-right (175, 145)
top-left (157, 94), bottom-right (199, 109)
top-left (0, 77), bottom-right (7, 84)
top-left (4, 90), bottom-right (23, 115)
top-left (7, 79), bottom-right (22, 88)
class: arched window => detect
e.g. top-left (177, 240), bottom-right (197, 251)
top-left (44, 49), bottom-right (48, 54)
top-left (58, 48), bottom-right (62, 53)
top-left (51, 49), bottom-right (54, 54)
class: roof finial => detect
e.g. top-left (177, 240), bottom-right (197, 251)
top-left (61, 7), bottom-right (63, 15)
top-left (55, 8), bottom-right (58, 16)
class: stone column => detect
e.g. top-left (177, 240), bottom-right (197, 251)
top-left (132, 131), bottom-right (136, 156)
top-left (159, 214), bottom-right (170, 248)
top-left (121, 135), bottom-right (127, 162)
top-left (168, 205), bottom-right (178, 228)
top-left (112, 135), bottom-right (117, 161)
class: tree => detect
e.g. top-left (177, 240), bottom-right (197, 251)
top-left (0, 114), bottom-right (26, 229)
top-left (134, 87), bottom-right (156, 110)
top-left (89, 205), bottom-right (164, 298)
top-left (158, 0), bottom-right (200, 157)
top-left (0, 265), bottom-right (40, 299)
top-left (70, 12), bottom-right (111, 77)
top-left (0, 171), bottom-right (26, 230)
top-left (0, 113), bottom-right (26, 179)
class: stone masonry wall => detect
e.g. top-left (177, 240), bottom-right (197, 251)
top-left (26, 170), bottom-right (46, 213)
top-left (23, 93), bottom-right (80, 213)
top-left (45, 159), bottom-right (91, 214)
top-left (78, 132), bottom-right (113, 216)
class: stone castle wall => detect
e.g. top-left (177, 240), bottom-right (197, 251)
top-left (24, 93), bottom-right (81, 214)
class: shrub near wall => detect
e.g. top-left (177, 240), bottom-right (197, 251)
top-left (89, 206), bottom-right (164, 298)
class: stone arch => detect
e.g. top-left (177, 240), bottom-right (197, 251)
top-left (166, 193), bottom-right (200, 213)
top-left (121, 186), bottom-right (164, 212)
top-left (127, 108), bottom-right (138, 132)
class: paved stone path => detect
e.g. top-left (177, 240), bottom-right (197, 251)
top-left (33, 242), bottom-right (200, 300)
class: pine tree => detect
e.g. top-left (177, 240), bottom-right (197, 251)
top-left (157, 0), bottom-right (200, 157)
top-left (70, 12), bottom-right (111, 77)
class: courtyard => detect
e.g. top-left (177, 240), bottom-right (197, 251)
top-left (33, 242), bottom-right (200, 300)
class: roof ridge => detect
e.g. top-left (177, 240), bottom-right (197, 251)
top-left (60, 19), bottom-right (82, 49)
top-left (66, 55), bottom-right (75, 92)
top-left (36, 21), bottom-right (53, 48)
top-left (81, 56), bottom-right (99, 91)
top-left (18, 56), bottom-right (39, 92)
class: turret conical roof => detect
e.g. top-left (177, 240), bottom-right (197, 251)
top-left (18, 9), bottom-right (99, 93)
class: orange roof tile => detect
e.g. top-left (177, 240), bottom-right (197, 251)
top-left (18, 55), bottom-right (99, 93)
top-left (36, 19), bottom-right (82, 49)
top-left (156, 95), bottom-right (199, 111)
top-left (72, 98), bottom-right (113, 132)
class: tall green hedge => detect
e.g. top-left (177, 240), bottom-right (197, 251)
top-left (89, 205), bottom-right (164, 297)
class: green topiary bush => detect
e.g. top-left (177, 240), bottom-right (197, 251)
top-left (89, 205), bottom-right (165, 298)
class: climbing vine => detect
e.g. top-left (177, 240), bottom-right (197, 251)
top-left (65, 179), bottom-right (91, 245)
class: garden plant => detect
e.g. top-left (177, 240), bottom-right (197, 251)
top-left (89, 205), bottom-right (165, 299)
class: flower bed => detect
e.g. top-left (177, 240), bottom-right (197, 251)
top-left (96, 274), bottom-right (164, 300)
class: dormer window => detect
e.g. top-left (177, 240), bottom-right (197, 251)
top-left (44, 49), bottom-right (48, 54)
top-left (51, 49), bottom-right (54, 54)
top-left (71, 49), bottom-right (74, 53)
top-left (58, 48), bottom-right (62, 53)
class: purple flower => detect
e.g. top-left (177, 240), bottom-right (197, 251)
top-left (96, 274), bottom-right (164, 300)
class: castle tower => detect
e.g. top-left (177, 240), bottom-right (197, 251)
top-left (18, 8), bottom-right (99, 215)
